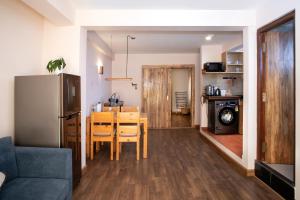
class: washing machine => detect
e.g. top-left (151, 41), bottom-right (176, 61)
top-left (208, 100), bottom-right (239, 134)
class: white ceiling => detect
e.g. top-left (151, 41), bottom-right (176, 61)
top-left (96, 31), bottom-right (243, 53)
top-left (73, 0), bottom-right (263, 10)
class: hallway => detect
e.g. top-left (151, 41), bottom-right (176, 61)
top-left (74, 129), bottom-right (281, 200)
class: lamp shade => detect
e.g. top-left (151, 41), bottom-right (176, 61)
top-left (98, 66), bottom-right (104, 75)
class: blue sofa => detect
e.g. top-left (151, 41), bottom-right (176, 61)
top-left (0, 137), bottom-right (72, 200)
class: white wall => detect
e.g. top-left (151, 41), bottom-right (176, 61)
top-left (256, 1), bottom-right (299, 198)
top-left (42, 20), bottom-right (82, 75)
top-left (21, 0), bottom-right (75, 25)
top-left (77, 10), bottom-right (256, 27)
top-left (242, 26), bottom-right (257, 169)
top-left (112, 53), bottom-right (201, 124)
top-left (0, 0), bottom-right (44, 138)
top-left (86, 35), bottom-right (112, 115)
top-left (171, 69), bottom-right (191, 112)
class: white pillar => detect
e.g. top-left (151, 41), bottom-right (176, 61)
top-left (295, 6), bottom-right (300, 199)
top-left (242, 26), bottom-right (257, 169)
top-left (79, 27), bottom-right (87, 168)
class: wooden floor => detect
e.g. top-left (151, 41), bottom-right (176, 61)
top-left (171, 113), bottom-right (191, 127)
top-left (73, 129), bottom-right (281, 200)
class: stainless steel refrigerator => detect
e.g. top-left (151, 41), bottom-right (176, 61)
top-left (15, 73), bottom-right (81, 188)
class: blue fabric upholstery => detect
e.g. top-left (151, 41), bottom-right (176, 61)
top-left (0, 137), bottom-right (18, 182)
top-left (0, 178), bottom-right (69, 200)
top-left (0, 137), bottom-right (72, 200)
top-left (15, 147), bottom-right (72, 180)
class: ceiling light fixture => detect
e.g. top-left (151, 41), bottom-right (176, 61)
top-left (106, 35), bottom-right (135, 81)
top-left (205, 34), bottom-right (214, 41)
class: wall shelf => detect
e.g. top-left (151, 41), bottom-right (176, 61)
top-left (202, 70), bottom-right (243, 75)
top-left (227, 64), bottom-right (244, 66)
top-left (202, 95), bottom-right (243, 100)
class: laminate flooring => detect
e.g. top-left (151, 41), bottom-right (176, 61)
top-left (73, 129), bottom-right (282, 200)
top-left (171, 113), bottom-right (191, 127)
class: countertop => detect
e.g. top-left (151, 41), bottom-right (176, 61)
top-left (203, 95), bottom-right (243, 100)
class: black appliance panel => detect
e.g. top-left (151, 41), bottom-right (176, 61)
top-left (204, 62), bottom-right (225, 72)
top-left (61, 74), bottom-right (81, 117)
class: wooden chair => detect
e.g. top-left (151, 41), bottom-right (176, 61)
top-left (121, 106), bottom-right (139, 112)
top-left (103, 106), bottom-right (120, 112)
top-left (116, 112), bottom-right (140, 160)
top-left (90, 112), bottom-right (114, 160)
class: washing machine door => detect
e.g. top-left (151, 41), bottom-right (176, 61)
top-left (218, 107), bottom-right (237, 126)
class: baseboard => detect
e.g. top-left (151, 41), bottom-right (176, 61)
top-left (199, 133), bottom-right (253, 177)
top-left (247, 169), bottom-right (255, 176)
top-left (194, 124), bottom-right (200, 130)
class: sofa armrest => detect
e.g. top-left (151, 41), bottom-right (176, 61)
top-left (15, 147), bottom-right (72, 180)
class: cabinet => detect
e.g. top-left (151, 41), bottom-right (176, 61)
top-left (222, 51), bottom-right (243, 73)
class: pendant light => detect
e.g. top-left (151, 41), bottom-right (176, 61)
top-left (106, 35), bottom-right (135, 81)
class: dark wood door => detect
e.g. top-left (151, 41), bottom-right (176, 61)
top-left (142, 67), bottom-right (171, 128)
top-left (258, 16), bottom-right (295, 164)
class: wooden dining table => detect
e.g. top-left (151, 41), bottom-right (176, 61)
top-left (86, 113), bottom-right (148, 159)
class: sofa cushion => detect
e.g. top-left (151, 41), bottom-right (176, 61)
top-left (0, 137), bottom-right (18, 182)
top-left (0, 178), bottom-right (69, 200)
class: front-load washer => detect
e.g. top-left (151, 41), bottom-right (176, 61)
top-left (208, 100), bottom-right (239, 134)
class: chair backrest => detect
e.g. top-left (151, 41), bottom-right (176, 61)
top-left (117, 112), bottom-right (140, 136)
top-left (121, 106), bottom-right (139, 112)
top-left (91, 112), bottom-right (114, 136)
top-left (103, 106), bottom-right (120, 112)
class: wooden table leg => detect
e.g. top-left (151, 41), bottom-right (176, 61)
top-left (143, 120), bottom-right (148, 159)
top-left (86, 117), bottom-right (91, 159)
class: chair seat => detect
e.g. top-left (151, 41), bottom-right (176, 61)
top-left (0, 178), bottom-right (69, 200)
top-left (120, 132), bottom-right (140, 137)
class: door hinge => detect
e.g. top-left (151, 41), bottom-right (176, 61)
top-left (262, 142), bottom-right (267, 153)
top-left (262, 42), bottom-right (266, 53)
top-left (262, 92), bottom-right (267, 102)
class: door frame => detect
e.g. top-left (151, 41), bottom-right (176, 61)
top-left (257, 10), bottom-right (295, 162)
top-left (142, 64), bottom-right (195, 128)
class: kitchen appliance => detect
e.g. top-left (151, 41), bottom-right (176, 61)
top-left (108, 93), bottom-right (119, 106)
top-left (214, 88), bottom-right (221, 96)
top-left (15, 73), bottom-right (81, 188)
top-left (220, 89), bottom-right (226, 96)
top-left (205, 84), bottom-right (215, 96)
top-left (204, 62), bottom-right (225, 72)
top-left (208, 100), bottom-right (239, 134)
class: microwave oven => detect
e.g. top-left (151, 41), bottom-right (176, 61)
top-left (204, 62), bottom-right (225, 72)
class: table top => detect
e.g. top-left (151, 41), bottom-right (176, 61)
top-left (87, 112), bottom-right (147, 121)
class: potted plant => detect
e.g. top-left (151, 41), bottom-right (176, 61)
top-left (46, 57), bottom-right (66, 74)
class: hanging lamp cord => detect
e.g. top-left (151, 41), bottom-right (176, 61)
top-left (126, 35), bottom-right (129, 78)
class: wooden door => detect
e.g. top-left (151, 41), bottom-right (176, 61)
top-left (258, 16), bottom-right (295, 164)
top-left (142, 67), bottom-right (171, 128)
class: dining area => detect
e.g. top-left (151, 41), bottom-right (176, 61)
top-left (85, 106), bottom-right (148, 161)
